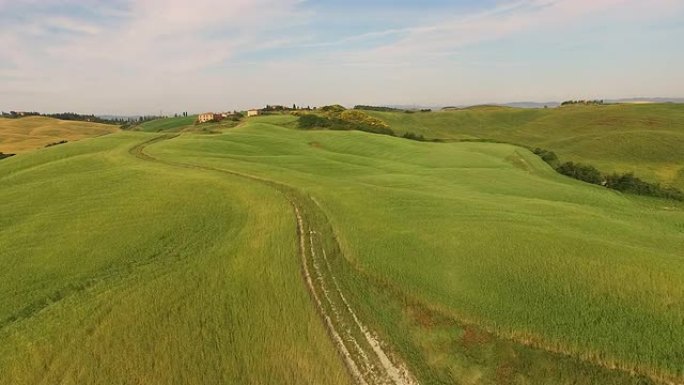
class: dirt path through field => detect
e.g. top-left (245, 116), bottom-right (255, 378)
top-left (130, 134), bottom-right (419, 385)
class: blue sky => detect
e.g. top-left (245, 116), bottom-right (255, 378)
top-left (1, 0), bottom-right (683, 114)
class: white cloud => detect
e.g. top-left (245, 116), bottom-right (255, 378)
top-left (0, 0), bottom-right (682, 113)
top-left (324, 0), bottom-right (684, 64)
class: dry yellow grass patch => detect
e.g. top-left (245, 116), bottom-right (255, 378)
top-left (0, 116), bottom-right (118, 154)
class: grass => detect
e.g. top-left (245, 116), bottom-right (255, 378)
top-left (2, 113), bottom-right (682, 384)
top-left (132, 115), bottom-right (198, 132)
top-left (145, 116), bottom-right (684, 383)
top-left (0, 132), bottom-right (351, 385)
top-left (132, 115), bottom-right (242, 133)
top-left (365, 104), bottom-right (684, 190)
top-left (0, 116), bottom-right (118, 154)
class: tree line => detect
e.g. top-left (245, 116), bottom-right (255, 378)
top-left (560, 100), bottom-right (604, 106)
top-left (353, 105), bottom-right (402, 112)
top-left (532, 148), bottom-right (682, 201)
top-left (1, 111), bottom-right (124, 125)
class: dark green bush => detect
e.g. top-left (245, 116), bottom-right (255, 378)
top-left (533, 147), bottom-right (683, 201)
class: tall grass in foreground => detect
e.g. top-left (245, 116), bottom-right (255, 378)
top-left (148, 120), bottom-right (684, 383)
top-left (0, 134), bottom-right (351, 385)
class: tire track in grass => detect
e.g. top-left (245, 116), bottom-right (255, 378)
top-left (130, 134), bottom-right (420, 385)
top-left (129, 134), bottom-right (684, 385)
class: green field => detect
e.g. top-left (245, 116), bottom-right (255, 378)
top-left (133, 115), bottom-right (241, 133)
top-left (1, 112), bottom-right (683, 384)
top-left (133, 115), bottom-right (198, 132)
top-left (365, 104), bottom-right (684, 190)
top-left (0, 134), bottom-right (351, 385)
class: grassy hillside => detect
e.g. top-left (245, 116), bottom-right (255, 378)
top-left (144, 116), bottom-right (684, 384)
top-left (133, 115), bottom-right (198, 132)
top-left (2, 115), bottom-right (682, 384)
top-left (365, 104), bottom-right (684, 190)
top-left (0, 132), bottom-right (351, 385)
top-left (0, 116), bottom-right (118, 154)
top-left (133, 115), bottom-right (242, 134)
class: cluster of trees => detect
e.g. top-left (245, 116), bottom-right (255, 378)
top-left (298, 108), bottom-right (395, 136)
top-left (45, 113), bottom-right (124, 125)
top-left (353, 105), bottom-right (401, 112)
top-left (298, 105), bottom-right (445, 143)
top-left (318, 104), bottom-right (346, 113)
top-left (560, 100), bottom-right (605, 106)
top-left (1, 110), bottom-right (128, 125)
top-left (532, 148), bottom-right (683, 200)
top-left (603, 173), bottom-right (683, 200)
top-left (262, 104), bottom-right (312, 112)
top-left (1, 111), bottom-right (40, 118)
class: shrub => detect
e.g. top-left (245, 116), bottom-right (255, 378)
top-left (45, 140), bottom-right (68, 148)
top-left (320, 105), bottom-right (347, 113)
top-left (339, 110), bottom-right (390, 129)
top-left (532, 147), bottom-right (683, 201)
top-left (297, 113), bottom-right (395, 136)
top-left (605, 173), bottom-right (684, 201)
top-left (532, 148), bottom-right (560, 168)
top-left (402, 132), bottom-right (427, 141)
top-left (556, 162), bottom-right (603, 184)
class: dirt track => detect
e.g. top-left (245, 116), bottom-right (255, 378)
top-left (131, 134), bottom-right (419, 385)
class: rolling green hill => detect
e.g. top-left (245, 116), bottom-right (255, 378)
top-left (1, 115), bottom-right (682, 384)
top-left (365, 104), bottom-right (684, 190)
top-left (132, 115), bottom-right (242, 133)
top-left (133, 115), bottom-right (198, 132)
top-left (0, 133), bottom-right (351, 385)
top-left (0, 116), bottom-right (118, 154)
top-left (148, 116), bottom-right (684, 383)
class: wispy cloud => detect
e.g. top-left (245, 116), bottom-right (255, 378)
top-left (0, 0), bottom-right (682, 113)
top-left (327, 0), bottom-right (684, 65)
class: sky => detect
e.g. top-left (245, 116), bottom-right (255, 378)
top-left (1, 0), bottom-right (683, 115)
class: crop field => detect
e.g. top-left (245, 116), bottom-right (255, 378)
top-left (365, 104), bottom-right (684, 190)
top-left (0, 134), bottom-right (351, 385)
top-left (1, 113), bottom-right (683, 384)
top-left (133, 115), bottom-right (241, 133)
top-left (133, 115), bottom-right (198, 132)
top-left (0, 116), bottom-right (118, 154)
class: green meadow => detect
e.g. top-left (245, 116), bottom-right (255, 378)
top-left (1, 110), bottom-right (683, 384)
top-left (132, 115), bottom-right (243, 134)
top-left (133, 115), bottom-right (198, 132)
top-left (0, 133), bottom-right (351, 385)
top-left (366, 104), bottom-right (684, 190)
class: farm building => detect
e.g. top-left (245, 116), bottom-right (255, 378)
top-left (197, 113), bottom-right (215, 123)
top-left (247, 109), bottom-right (261, 117)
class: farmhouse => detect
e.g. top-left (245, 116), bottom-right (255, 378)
top-left (197, 112), bottom-right (215, 123)
top-left (247, 109), bottom-right (261, 117)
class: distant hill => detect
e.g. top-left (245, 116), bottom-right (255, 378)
top-left (0, 116), bottom-right (118, 154)
top-left (500, 101), bottom-right (560, 108)
top-left (385, 98), bottom-right (683, 110)
top-left (606, 97), bottom-right (684, 104)
top-left (365, 103), bottom-right (684, 190)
